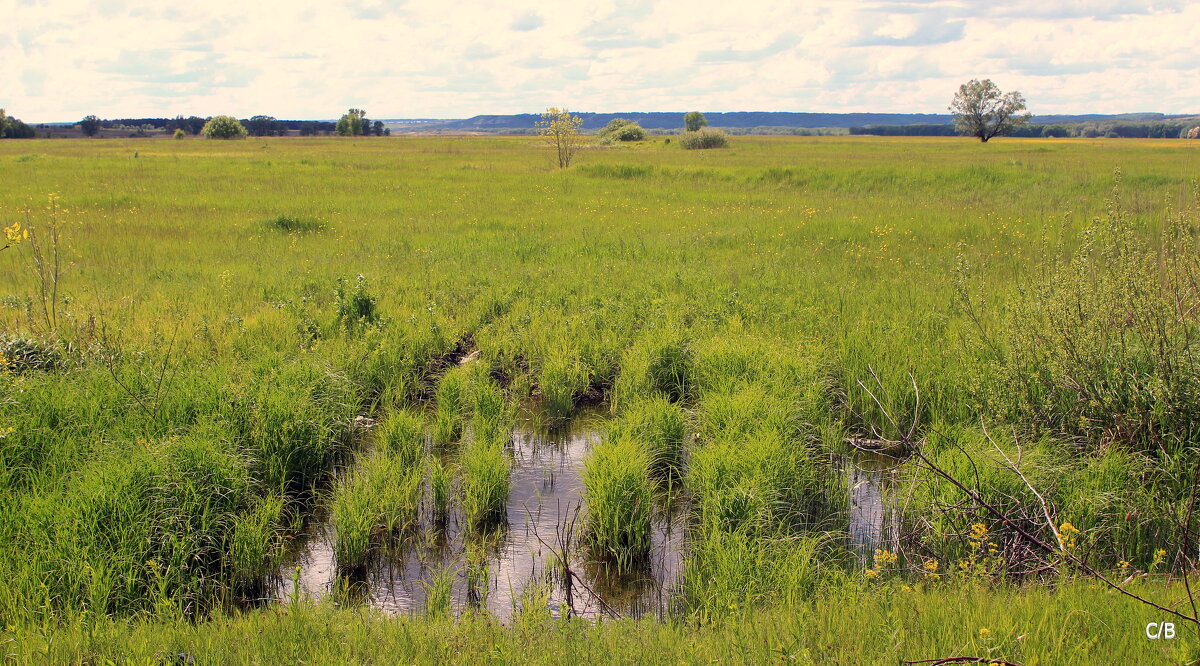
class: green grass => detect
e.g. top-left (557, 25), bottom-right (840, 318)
top-left (1, 135), bottom-right (1198, 656)
top-left (5, 580), bottom-right (1196, 664)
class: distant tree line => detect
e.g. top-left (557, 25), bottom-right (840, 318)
top-left (851, 121), bottom-right (1199, 139)
top-left (73, 115), bottom-right (341, 137)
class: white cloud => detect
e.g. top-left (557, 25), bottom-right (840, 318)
top-left (2, 0), bottom-right (1196, 121)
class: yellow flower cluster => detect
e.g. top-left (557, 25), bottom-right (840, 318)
top-left (970, 522), bottom-right (988, 541)
top-left (922, 559), bottom-right (940, 577)
top-left (1058, 522), bottom-right (1081, 550)
top-left (865, 549), bottom-right (899, 581)
top-left (873, 548), bottom-right (899, 567)
top-left (3, 222), bottom-right (27, 244)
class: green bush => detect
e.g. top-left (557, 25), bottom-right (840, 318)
top-left (598, 118), bottom-right (647, 143)
top-left (958, 181), bottom-right (1200, 453)
top-left (679, 128), bottom-right (729, 150)
top-left (201, 116), bottom-right (247, 140)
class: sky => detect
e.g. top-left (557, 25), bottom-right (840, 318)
top-left (3, 0), bottom-right (1197, 122)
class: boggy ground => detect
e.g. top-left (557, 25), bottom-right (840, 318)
top-left (0, 135), bottom-right (1198, 662)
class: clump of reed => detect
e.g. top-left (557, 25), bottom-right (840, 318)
top-left (612, 329), bottom-right (692, 410)
top-left (331, 409), bottom-right (426, 570)
top-left (606, 396), bottom-right (686, 478)
top-left (427, 457), bottom-right (451, 524)
top-left (469, 369), bottom-right (513, 445)
top-left (433, 368), bottom-right (468, 444)
top-left (459, 436), bottom-right (510, 529)
top-left (537, 351), bottom-right (590, 422)
top-left (375, 408), bottom-right (425, 467)
top-left (582, 437), bottom-right (653, 567)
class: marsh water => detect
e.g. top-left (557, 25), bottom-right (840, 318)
top-left (273, 414), bottom-right (685, 620)
top-left (844, 449), bottom-right (903, 565)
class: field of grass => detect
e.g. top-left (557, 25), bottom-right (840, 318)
top-left (1, 135), bottom-right (1197, 661)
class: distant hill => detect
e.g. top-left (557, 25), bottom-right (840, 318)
top-left (417, 111), bottom-right (1197, 132)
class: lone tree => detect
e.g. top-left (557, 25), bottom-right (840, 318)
top-left (336, 108), bottom-right (367, 136)
top-left (949, 79), bottom-right (1031, 142)
top-left (78, 115), bottom-right (101, 137)
top-left (537, 108), bottom-right (584, 168)
top-left (201, 115), bottom-right (248, 139)
top-left (684, 111), bottom-right (707, 132)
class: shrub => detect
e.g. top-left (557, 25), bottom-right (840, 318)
top-left (264, 215), bottom-right (326, 233)
top-left (201, 116), bottom-right (247, 140)
top-left (679, 128), bottom-right (729, 150)
top-left (334, 275), bottom-right (379, 331)
top-left (173, 129), bottom-right (186, 140)
top-left (957, 180), bottom-right (1200, 453)
top-left (598, 118), bottom-right (647, 143)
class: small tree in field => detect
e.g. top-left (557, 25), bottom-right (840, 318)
top-left (684, 111), bottom-right (707, 132)
top-left (201, 115), bottom-right (248, 139)
top-left (950, 79), bottom-right (1031, 142)
top-left (537, 108), bottom-right (584, 168)
top-left (78, 115), bottom-right (101, 137)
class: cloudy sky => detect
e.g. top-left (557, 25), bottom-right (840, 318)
top-left (3, 0), bottom-right (1196, 122)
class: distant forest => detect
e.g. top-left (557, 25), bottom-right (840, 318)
top-left (99, 116), bottom-right (339, 136)
top-left (3, 110), bottom-right (1198, 139)
top-left (849, 121), bottom-right (1199, 139)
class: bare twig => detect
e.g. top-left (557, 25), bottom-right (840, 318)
top-left (904, 658), bottom-right (1022, 666)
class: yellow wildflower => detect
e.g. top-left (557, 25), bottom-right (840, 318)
top-left (970, 523), bottom-right (988, 540)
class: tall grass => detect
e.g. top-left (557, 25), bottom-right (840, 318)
top-left (331, 409), bottom-right (426, 570)
top-left (11, 580), bottom-right (1196, 664)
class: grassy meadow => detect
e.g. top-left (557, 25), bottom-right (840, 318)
top-left (1, 134), bottom-right (1198, 663)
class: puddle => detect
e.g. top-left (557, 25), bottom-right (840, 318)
top-left (274, 414), bottom-right (685, 620)
top-left (845, 449), bottom-right (903, 565)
